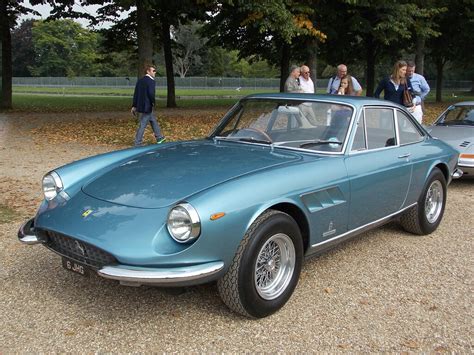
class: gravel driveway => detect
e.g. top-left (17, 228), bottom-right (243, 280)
top-left (0, 112), bottom-right (472, 352)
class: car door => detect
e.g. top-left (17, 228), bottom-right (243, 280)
top-left (345, 106), bottom-right (412, 229)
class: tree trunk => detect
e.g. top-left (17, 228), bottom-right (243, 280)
top-left (160, 13), bottom-right (176, 108)
top-left (306, 38), bottom-right (317, 93)
top-left (136, 0), bottom-right (153, 78)
top-left (279, 43), bottom-right (290, 93)
top-left (435, 57), bottom-right (444, 103)
top-left (365, 35), bottom-right (375, 97)
top-left (415, 36), bottom-right (425, 75)
top-left (1, 0), bottom-right (12, 110)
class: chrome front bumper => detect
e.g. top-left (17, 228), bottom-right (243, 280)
top-left (98, 262), bottom-right (224, 287)
top-left (452, 168), bottom-right (464, 179)
top-left (18, 218), bottom-right (42, 244)
top-left (18, 218), bottom-right (225, 287)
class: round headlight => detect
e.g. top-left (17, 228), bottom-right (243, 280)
top-left (167, 203), bottom-right (201, 243)
top-left (42, 171), bottom-right (63, 201)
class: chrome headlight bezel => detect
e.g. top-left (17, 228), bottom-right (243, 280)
top-left (167, 203), bottom-right (201, 243)
top-left (42, 171), bottom-right (64, 201)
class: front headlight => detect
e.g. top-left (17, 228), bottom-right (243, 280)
top-left (42, 171), bottom-right (63, 200)
top-left (167, 203), bottom-right (201, 243)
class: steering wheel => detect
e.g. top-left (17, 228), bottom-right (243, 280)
top-left (235, 128), bottom-right (273, 142)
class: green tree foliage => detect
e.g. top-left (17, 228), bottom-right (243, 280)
top-left (1, 0), bottom-right (40, 109)
top-left (205, 0), bottom-right (326, 91)
top-left (427, 0), bottom-right (474, 100)
top-left (409, 0), bottom-right (446, 74)
top-left (315, 0), bottom-right (450, 96)
top-left (30, 19), bottom-right (102, 77)
top-left (172, 21), bottom-right (207, 78)
top-left (201, 48), bottom-right (279, 77)
top-left (91, 0), bottom-right (212, 107)
top-left (12, 19), bottom-right (37, 76)
top-left (315, 0), bottom-right (418, 95)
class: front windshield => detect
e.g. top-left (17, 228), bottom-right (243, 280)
top-left (439, 105), bottom-right (474, 126)
top-left (213, 99), bottom-right (354, 152)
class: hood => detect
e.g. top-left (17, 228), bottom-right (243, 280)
top-left (427, 125), bottom-right (474, 152)
top-left (82, 141), bottom-right (301, 208)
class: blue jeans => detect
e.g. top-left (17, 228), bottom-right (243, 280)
top-left (134, 112), bottom-right (162, 146)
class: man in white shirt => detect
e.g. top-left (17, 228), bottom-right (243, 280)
top-left (299, 65), bottom-right (315, 93)
top-left (298, 66), bottom-right (317, 124)
top-left (326, 64), bottom-right (363, 95)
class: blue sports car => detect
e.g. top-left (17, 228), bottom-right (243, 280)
top-left (19, 94), bottom-right (461, 318)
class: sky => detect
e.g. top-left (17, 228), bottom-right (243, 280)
top-left (21, 1), bottom-right (129, 29)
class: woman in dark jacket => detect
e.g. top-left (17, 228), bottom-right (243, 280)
top-left (374, 60), bottom-right (409, 105)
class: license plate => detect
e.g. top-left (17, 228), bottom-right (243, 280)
top-left (62, 257), bottom-right (89, 277)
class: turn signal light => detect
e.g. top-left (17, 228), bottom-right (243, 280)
top-left (210, 212), bottom-right (226, 221)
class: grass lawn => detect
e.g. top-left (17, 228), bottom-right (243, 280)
top-left (13, 86), bottom-right (277, 97)
top-left (9, 90), bottom-right (474, 114)
top-left (11, 93), bottom-right (238, 112)
top-left (0, 204), bottom-right (19, 224)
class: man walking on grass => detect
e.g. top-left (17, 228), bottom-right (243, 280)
top-left (131, 65), bottom-right (165, 146)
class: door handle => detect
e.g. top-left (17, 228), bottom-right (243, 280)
top-left (398, 153), bottom-right (411, 159)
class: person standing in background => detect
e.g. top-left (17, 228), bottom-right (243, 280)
top-left (299, 65), bottom-right (315, 93)
top-left (406, 60), bottom-right (430, 123)
top-left (374, 60), bottom-right (411, 106)
top-left (327, 64), bottom-right (363, 96)
top-left (284, 65), bottom-right (303, 93)
top-left (336, 75), bottom-right (356, 95)
top-left (131, 65), bottom-right (165, 146)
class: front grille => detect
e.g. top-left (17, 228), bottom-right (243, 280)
top-left (38, 230), bottom-right (117, 269)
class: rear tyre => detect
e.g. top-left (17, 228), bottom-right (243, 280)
top-left (400, 168), bottom-right (446, 235)
top-left (217, 210), bottom-right (303, 318)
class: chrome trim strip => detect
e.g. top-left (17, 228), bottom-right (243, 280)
top-left (310, 203), bottom-right (417, 248)
top-left (98, 261), bottom-right (225, 286)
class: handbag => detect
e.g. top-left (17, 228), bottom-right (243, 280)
top-left (402, 79), bottom-right (413, 107)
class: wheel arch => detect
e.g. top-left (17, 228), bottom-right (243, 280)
top-left (434, 162), bottom-right (449, 183)
top-left (269, 203), bottom-right (310, 254)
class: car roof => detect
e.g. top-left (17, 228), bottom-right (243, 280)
top-left (243, 93), bottom-right (402, 109)
top-left (450, 101), bottom-right (474, 106)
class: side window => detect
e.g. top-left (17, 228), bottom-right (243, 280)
top-left (351, 112), bottom-right (366, 151)
top-left (365, 108), bottom-right (396, 149)
top-left (397, 110), bottom-right (424, 145)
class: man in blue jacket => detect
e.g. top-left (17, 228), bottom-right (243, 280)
top-left (131, 65), bottom-right (165, 146)
top-left (406, 61), bottom-right (430, 123)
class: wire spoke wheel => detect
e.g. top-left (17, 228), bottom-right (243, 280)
top-left (218, 210), bottom-right (302, 318)
top-left (424, 180), bottom-right (443, 224)
top-left (254, 233), bottom-right (295, 300)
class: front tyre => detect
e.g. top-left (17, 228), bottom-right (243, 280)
top-left (217, 210), bottom-right (303, 318)
top-left (400, 168), bottom-right (447, 235)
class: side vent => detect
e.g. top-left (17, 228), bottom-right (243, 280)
top-left (460, 141), bottom-right (471, 148)
top-left (301, 186), bottom-right (346, 213)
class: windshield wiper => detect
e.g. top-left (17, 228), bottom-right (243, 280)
top-left (214, 136), bottom-right (272, 145)
top-left (299, 139), bottom-right (343, 148)
top-left (237, 137), bottom-right (272, 144)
